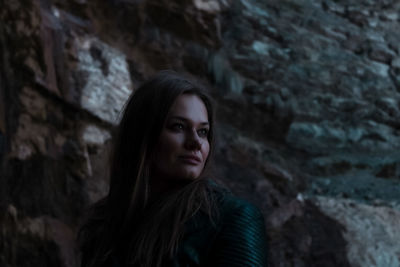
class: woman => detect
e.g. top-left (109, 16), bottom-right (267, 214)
top-left (78, 71), bottom-right (268, 267)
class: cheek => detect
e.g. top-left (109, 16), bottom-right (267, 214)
top-left (202, 141), bottom-right (210, 161)
top-left (158, 133), bottom-right (183, 158)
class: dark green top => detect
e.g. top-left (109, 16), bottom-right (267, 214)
top-left (168, 193), bottom-right (269, 266)
top-left (110, 189), bottom-right (268, 267)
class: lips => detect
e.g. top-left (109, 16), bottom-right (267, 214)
top-left (179, 155), bottom-right (201, 165)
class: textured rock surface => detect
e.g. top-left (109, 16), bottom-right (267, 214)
top-left (314, 197), bottom-right (400, 267)
top-left (1, 0), bottom-right (400, 266)
top-left (76, 36), bottom-right (133, 124)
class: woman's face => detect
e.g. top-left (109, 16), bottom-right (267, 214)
top-left (153, 94), bottom-right (210, 181)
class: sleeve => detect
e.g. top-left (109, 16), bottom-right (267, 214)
top-left (208, 201), bottom-right (269, 267)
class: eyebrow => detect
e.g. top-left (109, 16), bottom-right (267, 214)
top-left (169, 116), bottom-right (210, 126)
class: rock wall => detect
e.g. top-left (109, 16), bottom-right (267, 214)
top-left (1, 0), bottom-right (400, 266)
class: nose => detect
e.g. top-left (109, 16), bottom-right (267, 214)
top-left (184, 130), bottom-right (202, 151)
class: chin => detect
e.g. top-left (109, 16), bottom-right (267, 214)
top-left (181, 173), bottom-right (199, 180)
top-left (178, 169), bottom-right (200, 180)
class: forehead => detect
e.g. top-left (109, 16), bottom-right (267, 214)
top-left (167, 94), bottom-right (209, 122)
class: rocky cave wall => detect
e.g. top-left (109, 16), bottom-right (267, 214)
top-left (1, 0), bottom-right (400, 266)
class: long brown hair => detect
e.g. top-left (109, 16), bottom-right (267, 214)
top-left (78, 71), bottom-right (220, 267)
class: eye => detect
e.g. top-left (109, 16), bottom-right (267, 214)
top-left (197, 128), bottom-right (209, 137)
top-left (170, 123), bottom-right (184, 131)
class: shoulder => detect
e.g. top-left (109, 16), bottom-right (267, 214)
top-left (208, 193), bottom-right (269, 266)
top-left (206, 181), bottom-right (265, 226)
top-left (218, 194), bottom-right (266, 231)
top-left (220, 194), bottom-right (262, 213)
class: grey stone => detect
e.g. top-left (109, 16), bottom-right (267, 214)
top-left (77, 37), bottom-right (133, 124)
top-left (380, 10), bottom-right (399, 21)
top-left (81, 125), bottom-right (111, 146)
top-left (251, 40), bottom-right (271, 56)
top-left (391, 57), bottom-right (400, 70)
top-left (314, 197), bottom-right (400, 267)
top-left (368, 42), bottom-right (396, 63)
top-left (367, 60), bottom-right (390, 77)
